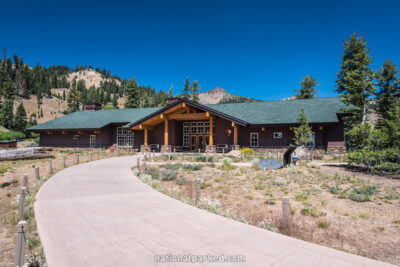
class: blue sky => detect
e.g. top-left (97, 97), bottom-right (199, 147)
top-left (1, 0), bottom-right (400, 100)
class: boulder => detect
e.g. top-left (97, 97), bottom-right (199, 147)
top-left (259, 158), bottom-right (283, 170)
top-left (227, 150), bottom-right (242, 158)
top-left (0, 176), bottom-right (17, 188)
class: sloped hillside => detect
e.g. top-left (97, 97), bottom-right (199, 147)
top-left (66, 69), bottom-right (121, 88)
top-left (198, 87), bottom-right (258, 104)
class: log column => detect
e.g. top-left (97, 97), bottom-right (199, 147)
top-left (209, 117), bottom-right (213, 146)
top-left (144, 128), bottom-right (148, 146)
top-left (233, 123), bottom-right (238, 145)
top-left (164, 119), bottom-right (168, 146)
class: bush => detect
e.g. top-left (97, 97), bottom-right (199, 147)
top-left (219, 158), bottom-right (236, 170)
top-left (0, 130), bottom-right (25, 141)
top-left (195, 155), bottom-right (213, 162)
top-left (317, 219), bottom-right (330, 229)
top-left (347, 148), bottom-right (400, 173)
top-left (163, 164), bottom-right (181, 170)
top-left (160, 169), bottom-right (177, 181)
top-left (240, 147), bottom-right (255, 155)
top-left (175, 177), bottom-right (187, 185)
top-left (183, 164), bottom-right (202, 171)
top-left (348, 185), bottom-right (377, 202)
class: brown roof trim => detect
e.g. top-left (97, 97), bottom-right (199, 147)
top-left (123, 98), bottom-right (248, 128)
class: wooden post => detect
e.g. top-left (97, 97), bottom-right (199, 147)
top-left (209, 117), bottom-right (213, 146)
top-left (63, 156), bottom-right (66, 168)
top-left (102, 150), bottom-right (105, 158)
top-left (144, 128), bottom-right (148, 146)
top-left (168, 154), bottom-right (171, 161)
top-left (164, 119), bottom-right (169, 146)
top-left (242, 153), bottom-right (244, 163)
top-left (143, 161), bottom-right (147, 172)
top-left (18, 187), bottom-right (26, 221)
top-left (76, 154), bottom-right (79, 164)
top-left (282, 197), bottom-right (290, 230)
top-left (48, 159), bottom-right (52, 174)
top-left (195, 178), bottom-right (201, 204)
top-left (35, 167), bottom-right (40, 182)
top-left (117, 149), bottom-right (120, 157)
top-left (223, 148), bottom-right (225, 154)
top-left (14, 220), bottom-right (28, 267)
top-left (233, 123), bottom-right (238, 146)
top-left (198, 148), bottom-right (201, 154)
top-left (23, 174), bottom-right (28, 189)
top-left (340, 154), bottom-right (343, 163)
top-left (137, 158), bottom-right (140, 170)
top-left (206, 154), bottom-right (208, 163)
top-left (174, 148), bottom-right (176, 153)
top-left (90, 152), bottom-right (93, 161)
top-left (158, 169), bottom-right (162, 181)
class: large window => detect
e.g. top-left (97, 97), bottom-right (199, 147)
top-left (90, 135), bottom-right (96, 147)
top-left (117, 127), bottom-right (134, 147)
top-left (250, 132), bottom-right (259, 147)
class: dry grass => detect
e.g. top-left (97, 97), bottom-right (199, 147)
top-left (148, 160), bottom-right (400, 265)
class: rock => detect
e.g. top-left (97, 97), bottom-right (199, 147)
top-left (227, 150), bottom-right (242, 158)
top-left (0, 176), bottom-right (17, 188)
top-left (0, 147), bottom-right (54, 161)
top-left (259, 158), bottom-right (283, 170)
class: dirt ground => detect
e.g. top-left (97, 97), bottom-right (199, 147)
top-left (145, 158), bottom-right (400, 265)
top-left (0, 149), bottom-right (127, 267)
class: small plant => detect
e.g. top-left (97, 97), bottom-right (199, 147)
top-left (301, 208), bottom-right (310, 216)
top-left (240, 147), bottom-right (255, 155)
top-left (183, 164), bottom-right (203, 171)
top-left (195, 155), bottom-right (213, 162)
top-left (163, 164), bottom-right (181, 170)
top-left (273, 177), bottom-right (287, 186)
top-left (219, 158), bottom-right (236, 170)
top-left (175, 177), bottom-right (187, 185)
top-left (161, 169), bottom-right (177, 180)
top-left (258, 220), bottom-right (279, 232)
top-left (348, 185), bottom-right (378, 202)
top-left (317, 219), bottom-right (330, 229)
top-left (264, 198), bottom-right (276, 205)
top-left (201, 182), bottom-right (212, 189)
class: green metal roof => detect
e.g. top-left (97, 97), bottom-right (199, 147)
top-left (28, 97), bottom-right (348, 131)
top-left (28, 107), bottom-right (162, 131)
top-left (206, 97), bottom-right (348, 124)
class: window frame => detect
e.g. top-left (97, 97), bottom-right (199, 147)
top-left (183, 135), bottom-right (190, 147)
top-left (273, 132), bottom-right (283, 139)
top-left (90, 135), bottom-right (96, 147)
top-left (250, 132), bottom-right (259, 147)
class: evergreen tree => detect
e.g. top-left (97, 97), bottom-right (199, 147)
top-left (125, 77), bottom-right (140, 108)
top-left (180, 78), bottom-right (191, 99)
top-left (375, 59), bottom-right (400, 127)
top-left (67, 81), bottom-right (81, 112)
top-left (293, 108), bottom-right (312, 147)
top-left (1, 99), bottom-right (14, 129)
top-left (191, 80), bottom-right (200, 102)
top-left (112, 93), bottom-right (119, 109)
top-left (295, 75), bottom-right (318, 99)
top-left (62, 90), bottom-right (66, 100)
top-left (168, 84), bottom-right (173, 98)
top-left (336, 32), bottom-right (375, 126)
top-left (0, 70), bottom-right (16, 99)
top-left (13, 102), bottom-right (27, 132)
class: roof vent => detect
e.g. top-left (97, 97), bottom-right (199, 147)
top-left (84, 103), bottom-right (102, 112)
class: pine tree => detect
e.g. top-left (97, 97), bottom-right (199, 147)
top-left (62, 90), bottom-right (66, 100)
top-left (13, 102), bottom-right (27, 132)
top-left (191, 80), bottom-right (200, 102)
top-left (67, 81), bottom-right (81, 112)
top-left (112, 93), bottom-right (119, 109)
top-left (180, 78), bottom-right (191, 99)
top-left (168, 84), bottom-right (173, 98)
top-left (0, 70), bottom-right (16, 99)
top-left (375, 59), bottom-right (400, 127)
top-left (295, 75), bottom-right (318, 99)
top-left (293, 108), bottom-right (312, 147)
top-left (124, 77), bottom-right (140, 108)
top-left (336, 32), bottom-right (375, 126)
top-left (1, 99), bottom-right (14, 129)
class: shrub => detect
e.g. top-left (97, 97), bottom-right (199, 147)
top-left (147, 168), bottom-right (159, 180)
top-left (251, 158), bottom-right (260, 169)
top-left (163, 164), bottom-right (181, 170)
top-left (240, 147), bottom-right (255, 155)
top-left (161, 169), bottom-right (177, 180)
top-left (175, 177), bottom-right (187, 185)
top-left (317, 219), bottom-right (330, 229)
top-left (195, 155), bottom-right (213, 162)
top-left (0, 130), bottom-right (25, 141)
top-left (183, 164), bottom-right (202, 171)
top-left (219, 158), bottom-right (236, 170)
top-left (347, 148), bottom-right (400, 173)
top-left (348, 185), bottom-right (378, 202)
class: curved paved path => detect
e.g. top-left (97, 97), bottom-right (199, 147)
top-left (35, 156), bottom-right (393, 267)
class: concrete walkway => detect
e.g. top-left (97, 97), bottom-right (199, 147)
top-left (35, 156), bottom-right (393, 267)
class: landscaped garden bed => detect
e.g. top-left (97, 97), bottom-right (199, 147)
top-left (135, 155), bottom-right (400, 265)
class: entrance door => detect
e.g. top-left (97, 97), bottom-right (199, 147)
top-left (191, 136), bottom-right (198, 151)
top-left (190, 135), bottom-right (208, 152)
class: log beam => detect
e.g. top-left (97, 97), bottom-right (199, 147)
top-left (167, 112), bottom-right (208, 120)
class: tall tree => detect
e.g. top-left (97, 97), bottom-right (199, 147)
top-left (1, 99), bottom-right (14, 129)
top-left (293, 108), bottom-right (312, 147)
top-left (191, 80), bottom-right (200, 102)
top-left (375, 59), bottom-right (400, 127)
top-left (180, 78), bottom-right (191, 99)
top-left (13, 102), bottom-right (27, 132)
top-left (168, 84), bottom-right (173, 98)
top-left (67, 81), bottom-right (81, 112)
top-left (124, 77), bottom-right (140, 108)
top-left (295, 75), bottom-right (318, 99)
top-left (336, 32), bottom-right (375, 126)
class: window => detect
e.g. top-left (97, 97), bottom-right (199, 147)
top-left (308, 132), bottom-right (316, 147)
top-left (250, 132), bottom-right (259, 147)
top-left (90, 135), bottom-right (96, 147)
top-left (273, 132), bottom-right (282, 139)
top-left (183, 135), bottom-right (189, 147)
top-left (73, 135), bottom-right (80, 140)
top-left (116, 127), bottom-right (134, 147)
